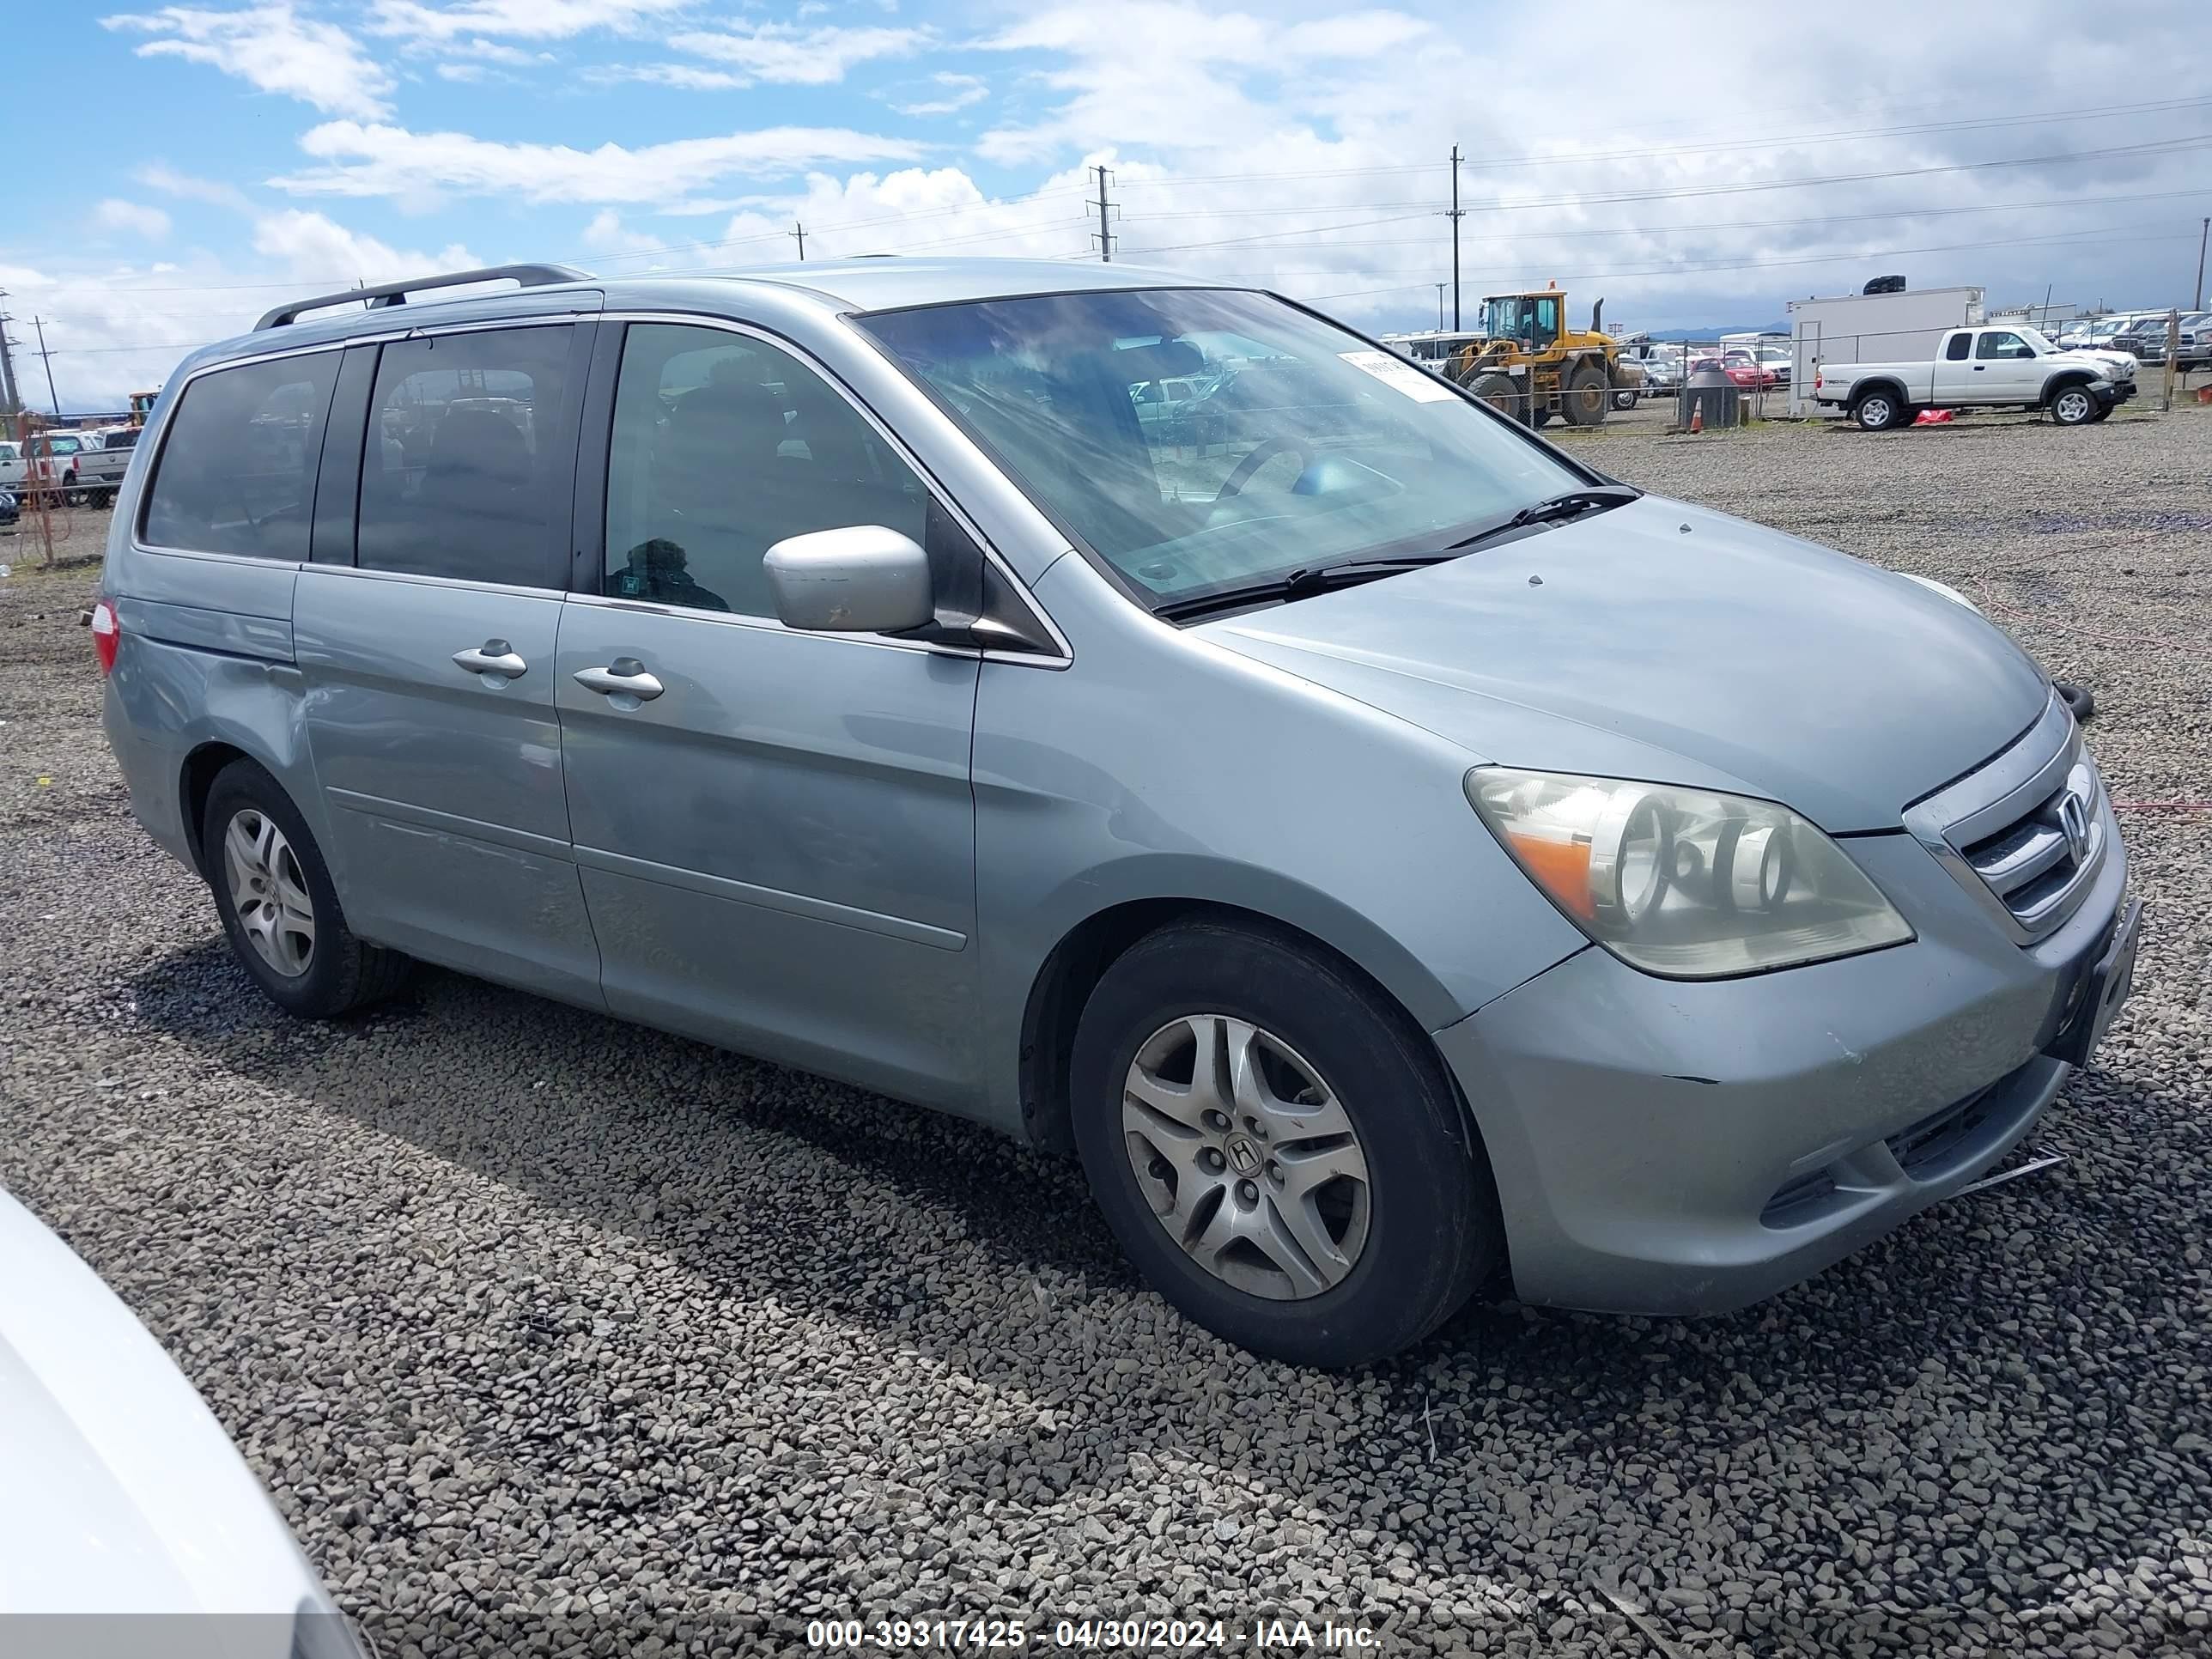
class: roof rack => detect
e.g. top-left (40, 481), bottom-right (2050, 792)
top-left (252, 263), bottom-right (593, 331)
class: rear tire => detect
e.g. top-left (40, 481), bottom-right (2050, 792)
top-left (1854, 389), bottom-right (1907, 431)
top-left (1612, 387), bottom-right (1640, 410)
top-left (1562, 362), bottom-right (1610, 426)
top-left (203, 760), bottom-right (410, 1019)
top-left (1070, 920), bottom-right (1501, 1367)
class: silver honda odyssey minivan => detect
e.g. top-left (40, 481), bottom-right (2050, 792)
top-left (97, 260), bottom-right (2139, 1366)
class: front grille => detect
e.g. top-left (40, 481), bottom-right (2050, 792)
top-left (1905, 695), bottom-right (2107, 946)
top-left (1957, 764), bottom-right (2104, 930)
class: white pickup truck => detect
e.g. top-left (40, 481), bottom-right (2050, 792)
top-left (1813, 324), bottom-right (2136, 430)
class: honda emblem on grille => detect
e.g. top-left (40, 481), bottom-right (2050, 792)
top-left (2058, 790), bottom-right (2092, 863)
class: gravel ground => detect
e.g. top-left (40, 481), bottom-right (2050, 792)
top-left (3, 406), bottom-right (2209, 1658)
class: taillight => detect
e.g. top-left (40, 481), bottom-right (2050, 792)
top-left (90, 599), bottom-right (120, 675)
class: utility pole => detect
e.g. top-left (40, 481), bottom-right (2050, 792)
top-left (33, 317), bottom-right (60, 418)
top-left (1447, 145), bottom-right (1464, 331)
top-left (789, 222), bottom-right (806, 261)
top-left (0, 292), bottom-right (21, 428)
top-left (1093, 165), bottom-right (1115, 262)
top-left (2197, 216), bottom-right (2209, 312)
top-left (1434, 283), bottom-right (1447, 331)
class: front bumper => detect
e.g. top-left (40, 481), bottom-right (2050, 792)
top-left (2102, 379), bottom-right (2137, 408)
top-left (1437, 793), bottom-right (2130, 1316)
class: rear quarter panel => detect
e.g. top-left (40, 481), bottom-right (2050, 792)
top-left (101, 545), bottom-right (323, 874)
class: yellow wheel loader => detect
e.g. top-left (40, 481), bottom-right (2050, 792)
top-left (1447, 285), bottom-right (1638, 429)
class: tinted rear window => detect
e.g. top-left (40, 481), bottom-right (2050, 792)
top-left (357, 325), bottom-right (577, 586)
top-left (142, 353), bottom-right (341, 559)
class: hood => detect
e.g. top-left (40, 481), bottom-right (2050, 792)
top-left (0, 1191), bottom-right (331, 1627)
top-left (1200, 496), bottom-right (2050, 833)
top-left (2064, 349), bottom-right (2134, 379)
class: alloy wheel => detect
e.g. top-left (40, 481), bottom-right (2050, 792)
top-left (222, 809), bottom-right (315, 978)
top-left (1121, 1014), bottom-right (1372, 1301)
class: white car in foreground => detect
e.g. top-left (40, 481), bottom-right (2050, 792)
top-left (0, 1189), bottom-right (364, 1658)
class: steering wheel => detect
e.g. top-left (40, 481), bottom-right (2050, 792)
top-left (1215, 437), bottom-right (1310, 499)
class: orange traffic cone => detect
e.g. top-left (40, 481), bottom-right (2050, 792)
top-left (1689, 402), bottom-right (1704, 434)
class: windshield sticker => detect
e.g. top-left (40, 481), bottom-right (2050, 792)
top-left (1338, 349), bottom-right (1458, 403)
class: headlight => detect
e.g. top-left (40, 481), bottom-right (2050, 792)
top-left (1467, 769), bottom-right (1913, 978)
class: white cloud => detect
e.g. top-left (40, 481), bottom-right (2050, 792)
top-left (95, 199), bottom-right (173, 240)
top-left (270, 120), bottom-right (931, 208)
top-left (103, 4), bottom-right (394, 119)
top-left (136, 162), bottom-right (254, 213)
top-left (250, 208), bottom-right (478, 285)
top-left (665, 22), bottom-right (928, 85)
top-left (895, 71), bottom-right (987, 118)
top-left (368, 0), bottom-right (687, 41)
top-left (1, 210), bottom-right (483, 410)
top-left (579, 209), bottom-right (670, 258)
top-left (584, 63), bottom-right (753, 91)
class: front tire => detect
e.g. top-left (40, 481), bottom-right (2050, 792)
top-left (2049, 384), bottom-right (2099, 426)
top-left (1070, 920), bottom-right (1501, 1367)
top-left (203, 760), bottom-right (410, 1019)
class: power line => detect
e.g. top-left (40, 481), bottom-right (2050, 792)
top-left (1105, 94), bottom-right (2212, 189)
top-left (1305, 227), bottom-right (2209, 303)
top-left (1112, 185), bottom-right (2212, 254)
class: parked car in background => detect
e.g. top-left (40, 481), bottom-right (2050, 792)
top-left (97, 258), bottom-right (2137, 1367)
top-left (1637, 355), bottom-right (1683, 398)
top-left (1756, 346), bottom-right (1795, 386)
top-left (67, 426), bottom-right (139, 504)
top-left (1690, 353), bottom-right (1767, 390)
top-left (0, 440), bottom-right (21, 495)
top-left (1131, 374), bottom-right (1211, 437)
top-left (0, 1188), bottom-right (364, 1655)
top-left (2111, 312), bottom-right (2210, 369)
top-left (1814, 323), bottom-right (2135, 428)
top-left (0, 488), bottom-right (17, 528)
top-left (15, 430), bottom-right (88, 499)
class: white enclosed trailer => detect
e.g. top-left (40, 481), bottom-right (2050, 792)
top-left (1786, 286), bottom-right (1984, 417)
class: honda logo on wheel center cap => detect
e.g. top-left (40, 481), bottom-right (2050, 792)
top-left (1225, 1135), bottom-right (1263, 1176)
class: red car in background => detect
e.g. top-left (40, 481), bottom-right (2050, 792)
top-left (1687, 351), bottom-right (1779, 390)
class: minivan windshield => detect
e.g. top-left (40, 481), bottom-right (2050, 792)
top-left (858, 288), bottom-right (1583, 609)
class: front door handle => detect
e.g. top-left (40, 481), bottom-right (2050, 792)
top-left (453, 638), bottom-right (528, 678)
top-left (574, 657), bottom-right (665, 701)
top-left (1972, 364), bottom-right (1986, 371)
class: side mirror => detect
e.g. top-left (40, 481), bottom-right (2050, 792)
top-left (763, 525), bottom-right (935, 635)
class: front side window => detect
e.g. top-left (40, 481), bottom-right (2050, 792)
top-left (357, 325), bottom-right (576, 585)
top-left (141, 351), bottom-right (340, 559)
top-left (858, 287), bottom-right (1580, 609)
top-left (1976, 331), bottom-right (2032, 361)
top-left (604, 323), bottom-right (932, 617)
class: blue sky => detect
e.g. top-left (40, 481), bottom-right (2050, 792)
top-left (3, 0), bottom-right (2207, 407)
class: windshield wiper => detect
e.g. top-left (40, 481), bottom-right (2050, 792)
top-left (1461, 483), bottom-right (1641, 544)
top-left (1152, 484), bottom-right (1642, 623)
top-left (1154, 554), bottom-right (1457, 622)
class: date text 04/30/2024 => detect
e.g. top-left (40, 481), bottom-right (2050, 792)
top-left (803, 1618), bottom-right (1382, 1650)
